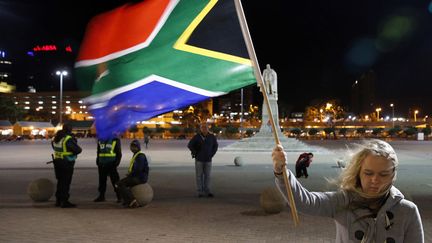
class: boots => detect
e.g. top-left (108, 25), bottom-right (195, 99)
top-left (93, 195), bottom-right (106, 202)
top-left (61, 201), bottom-right (76, 208)
top-left (116, 193), bottom-right (122, 203)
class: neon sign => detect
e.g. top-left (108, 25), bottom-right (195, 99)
top-left (33, 45), bottom-right (57, 51)
top-left (32, 45), bottom-right (73, 52)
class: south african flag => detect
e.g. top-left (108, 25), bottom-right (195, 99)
top-left (75, 0), bottom-right (256, 139)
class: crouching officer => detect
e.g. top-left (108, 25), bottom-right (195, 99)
top-left (116, 140), bottom-right (149, 208)
top-left (94, 136), bottom-right (122, 202)
top-left (51, 123), bottom-right (82, 208)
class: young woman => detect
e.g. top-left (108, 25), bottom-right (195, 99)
top-left (272, 139), bottom-right (424, 242)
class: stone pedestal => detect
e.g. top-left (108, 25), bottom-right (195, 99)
top-left (221, 95), bottom-right (322, 152)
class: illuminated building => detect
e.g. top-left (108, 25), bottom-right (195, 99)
top-left (2, 91), bottom-right (92, 123)
top-left (0, 50), bottom-right (14, 91)
top-left (351, 70), bottom-right (375, 116)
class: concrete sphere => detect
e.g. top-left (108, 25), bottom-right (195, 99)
top-left (27, 178), bottom-right (54, 202)
top-left (234, 156), bottom-right (243, 166)
top-left (131, 183), bottom-right (153, 206)
top-left (260, 187), bottom-right (285, 214)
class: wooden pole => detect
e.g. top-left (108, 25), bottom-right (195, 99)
top-left (233, 0), bottom-right (299, 226)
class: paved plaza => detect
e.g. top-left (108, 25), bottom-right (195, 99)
top-left (0, 139), bottom-right (431, 242)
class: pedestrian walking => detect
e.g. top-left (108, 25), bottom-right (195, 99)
top-left (187, 122), bottom-right (218, 198)
top-left (295, 152), bottom-right (313, 178)
top-left (94, 136), bottom-right (122, 202)
top-left (51, 123), bottom-right (82, 208)
top-left (144, 134), bottom-right (150, 149)
top-left (272, 139), bottom-right (424, 242)
top-left (116, 140), bottom-right (149, 208)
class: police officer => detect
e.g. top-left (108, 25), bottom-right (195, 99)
top-left (94, 136), bottom-right (122, 202)
top-left (116, 140), bottom-right (149, 208)
top-left (51, 123), bottom-right (82, 208)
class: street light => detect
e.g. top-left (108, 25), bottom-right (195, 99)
top-left (414, 110), bottom-right (419, 122)
top-left (390, 103), bottom-right (395, 128)
top-left (56, 70), bottom-right (68, 125)
top-left (375, 107), bottom-right (381, 121)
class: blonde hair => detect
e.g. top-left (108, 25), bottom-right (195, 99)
top-left (338, 139), bottom-right (398, 198)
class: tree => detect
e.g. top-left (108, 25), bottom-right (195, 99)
top-left (372, 128), bottom-right (383, 137)
top-left (308, 128), bottom-right (319, 136)
top-left (245, 129), bottom-right (254, 137)
top-left (338, 128), bottom-right (348, 138)
top-left (0, 96), bottom-right (24, 122)
top-left (128, 124), bottom-right (139, 138)
top-left (155, 124), bottom-right (165, 134)
top-left (169, 126), bottom-right (181, 135)
top-left (388, 126), bottom-right (402, 137)
top-left (183, 127), bottom-right (195, 134)
top-left (403, 127), bottom-right (417, 137)
top-left (225, 125), bottom-right (239, 138)
top-left (290, 128), bottom-right (302, 138)
top-left (356, 128), bottom-right (366, 137)
top-left (210, 125), bottom-right (222, 134)
top-left (143, 126), bottom-right (152, 136)
top-left (323, 127), bottom-right (335, 139)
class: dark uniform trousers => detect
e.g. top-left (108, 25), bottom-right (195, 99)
top-left (116, 176), bottom-right (141, 205)
top-left (97, 162), bottom-right (120, 197)
top-left (53, 159), bottom-right (75, 203)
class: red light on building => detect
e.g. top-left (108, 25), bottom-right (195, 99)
top-left (65, 45), bottom-right (72, 52)
top-left (33, 45), bottom-right (58, 52)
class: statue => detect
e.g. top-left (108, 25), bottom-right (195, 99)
top-left (261, 64), bottom-right (278, 99)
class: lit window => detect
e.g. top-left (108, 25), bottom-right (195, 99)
top-left (52, 101), bottom-right (57, 104)
top-left (66, 101), bottom-right (70, 104)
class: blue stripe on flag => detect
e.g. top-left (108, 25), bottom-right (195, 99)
top-left (90, 81), bottom-right (209, 140)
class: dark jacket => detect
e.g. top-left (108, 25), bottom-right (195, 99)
top-left (129, 152), bottom-right (149, 183)
top-left (96, 138), bottom-right (122, 166)
top-left (296, 153), bottom-right (312, 168)
top-left (188, 132), bottom-right (218, 162)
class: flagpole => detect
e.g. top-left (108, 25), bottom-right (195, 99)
top-left (233, 0), bottom-right (299, 226)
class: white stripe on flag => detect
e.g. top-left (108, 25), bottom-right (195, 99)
top-left (84, 74), bottom-right (226, 109)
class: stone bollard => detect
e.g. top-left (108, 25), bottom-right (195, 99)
top-left (27, 178), bottom-right (54, 202)
top-left (234, 156), bottom-right (243, 166)
top-left (337, 159), bottom-right (346, 168)
top-left (260, 187), bottom-right (285, 214)
top-left (131, 183), bottom-right (154, 206)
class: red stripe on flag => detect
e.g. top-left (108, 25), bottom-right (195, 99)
top-left (77, 0), bottom-right (170, 61)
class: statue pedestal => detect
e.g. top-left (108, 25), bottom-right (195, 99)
top-left (221, 64), bottom-right (326, 153)
top-left (221, 96), bottom-right (324, 152)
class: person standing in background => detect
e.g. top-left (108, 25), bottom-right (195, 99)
top-left (188, 123), bottom-right (218, 198)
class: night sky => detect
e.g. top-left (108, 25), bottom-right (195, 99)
top-left (1, 0), bottom-right (432, 115)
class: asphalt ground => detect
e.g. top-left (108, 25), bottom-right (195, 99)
top-left (0, 139), bottom-right (431, 242)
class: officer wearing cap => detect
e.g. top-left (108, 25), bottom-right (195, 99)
top-left (116, 139), bottom-right (149, 208)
